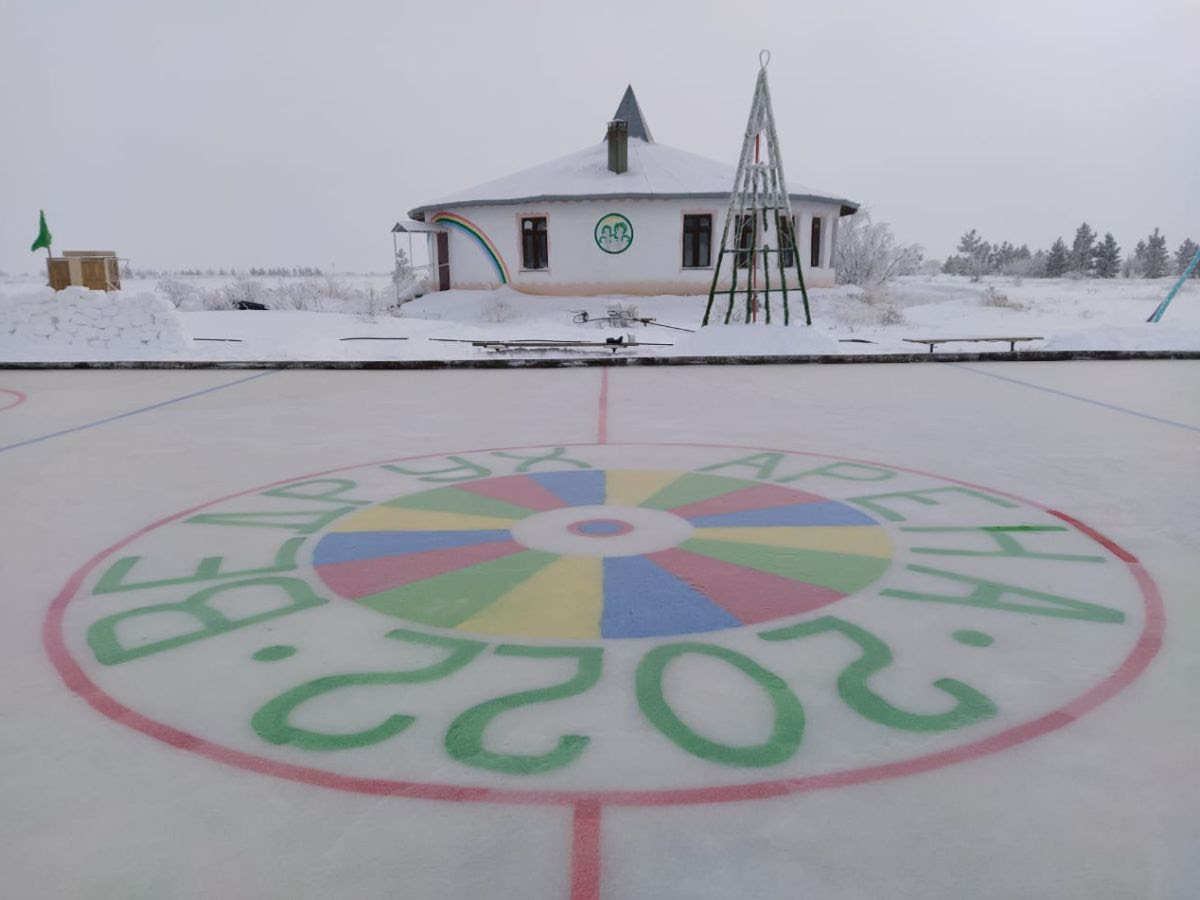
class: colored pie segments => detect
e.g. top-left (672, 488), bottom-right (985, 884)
top-left (312, 470), bottom-right (892, 640)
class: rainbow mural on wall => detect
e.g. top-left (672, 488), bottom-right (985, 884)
top-left (430, 212), bottom-right (511, 285)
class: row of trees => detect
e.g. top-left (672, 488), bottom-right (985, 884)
top-left (944, 225), bottom-right (1198, 280)
top-left (122, 265), bottom-right (327, 279)
top-left (156, 273), bottom-right (397, 316)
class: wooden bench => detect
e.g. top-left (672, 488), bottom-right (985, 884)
top-left (904, 337), bottom-right (1042, 354)
top-left (429, 338), bottom-right (673, 355)
top-left (475, 339), bottom-right (673, 355)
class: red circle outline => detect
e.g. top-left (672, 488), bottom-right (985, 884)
top-left (566, 518), bottom-right (635, 538)
top-left (44, 442), bottom-right (1164, 808)
top-left (0, 389), bottom-right (27, 412)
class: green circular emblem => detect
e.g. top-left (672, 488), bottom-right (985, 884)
top-left (594, 213), bottom-right (633, 254)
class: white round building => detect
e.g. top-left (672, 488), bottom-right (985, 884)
top-left (403, 87), bottom-right (858, 296)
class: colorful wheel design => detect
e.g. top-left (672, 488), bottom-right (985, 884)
top-left (313, 470), bottom-right (892, 640)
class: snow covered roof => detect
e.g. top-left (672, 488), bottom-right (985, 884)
top-left (408, 89), bottom-right (858, 220)
top-left (391, 219), bottom-right (446, 234)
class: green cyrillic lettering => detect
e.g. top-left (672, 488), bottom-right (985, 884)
top-left (93, 538), bottom-right (305, 595)
top-left (185, 507), bottom-right (356, 533)
top-left (848, 486), bottom-right (1018, 522)
top-left (882, 565), bottom-right (1125, 623)
top-left (381, 456), bottom-right (491, 483)
top-left (775, 462), bottom-right (897, 483)
top-left (903, 525), bottom-right (1105, 563)
top-left (491, 448), bottom-right (593, 472)
top-left (261, 479), bottom-right (370, 506)
top-left (696, 452), bottom-right (784, 481)
top-left (88, 576), bottom-right (326, 665)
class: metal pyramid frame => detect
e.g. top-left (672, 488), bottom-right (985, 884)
top-left (702, 53), bottom-right (812, 326)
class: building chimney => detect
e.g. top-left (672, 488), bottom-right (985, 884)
top-left (607, 119), bottom-right (628, 174)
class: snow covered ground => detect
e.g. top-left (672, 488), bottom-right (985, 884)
top-left (0, 361), bottom-right (1196, 899)
top-left (2, 274), bottom-right (1197, 362)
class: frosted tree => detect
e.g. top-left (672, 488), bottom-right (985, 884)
top-left (995, 243), bottom-right (1034, 277)
top-left (1045, 238), bottom-right (1070, 277)
top-left (1127, 240), bottom-right (1149, 277)
top-left (1069, 222), bottom-right (1097, 275)
top-left (833, 209), bottom-right (923, 285)
top-left (954, 229), bottom-right (992, 281)
top-left (1138, 228), bottom-right (1170, 278)
top-left (991, 241), bottom-right (1014, 270)
top-left (958, 229), bottom-right (984, 256)
top-left (392, 248), bottom-right (417, 302)
top-left (1093, 233), bottom-right (1121, 278)
top-left (1176, 238), bottom-right (1199, 277)
top-left (1028, 249), bottom-right (1048, 277)
top-left (941, 255), bottom-right (966, 276)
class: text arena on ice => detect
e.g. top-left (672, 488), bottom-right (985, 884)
top-left (53, 443), bottom-right (1157, 801)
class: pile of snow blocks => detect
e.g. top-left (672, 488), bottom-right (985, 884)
top-left (0, 286), bottom-right (188, 353)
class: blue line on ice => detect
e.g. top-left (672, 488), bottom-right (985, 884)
top-left (0, 370), bottom-right (281, 454)
top-left (950, 363), bottom-right (1200, 434)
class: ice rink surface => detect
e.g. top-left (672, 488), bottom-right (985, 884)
top-left (1, 360), bottom-right (1197, 900)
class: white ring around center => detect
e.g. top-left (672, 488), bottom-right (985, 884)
top-left (509, 504), bottom-right (695, 558)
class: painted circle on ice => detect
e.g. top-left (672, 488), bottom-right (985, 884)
top-left (0, 389), bottom-right (27, 412)
top-left (46, 443), bottom-right (1162, 807)
top-left (311, 470), bottom-right (892, 640)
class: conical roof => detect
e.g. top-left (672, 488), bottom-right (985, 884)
top-left (609, 85), bottom-right (653, 142)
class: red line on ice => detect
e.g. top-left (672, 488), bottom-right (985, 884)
top-left (1048, 509), bottom-right (1138, 563)
top-left (596, 368), bottom-right (609, 444)
top-left (570, 801), bottom-right (602, 900)
top-left (0, 389), bottom-right (27, 411)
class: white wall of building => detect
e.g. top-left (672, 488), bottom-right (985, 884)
top-left (433, 198), bottom-right (846, 296)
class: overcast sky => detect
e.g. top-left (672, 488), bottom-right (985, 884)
top-left (2, 0), bottom-right (1196, 275)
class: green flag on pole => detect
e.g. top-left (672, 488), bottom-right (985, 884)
top-left (30, 210), bottom-right (52, 254)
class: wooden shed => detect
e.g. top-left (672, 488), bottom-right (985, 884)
top-left (47, 251), bottom-right (121, 291)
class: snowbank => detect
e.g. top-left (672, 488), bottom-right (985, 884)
top-left (1040, 324), bottom-right (1200, 352)
top-left (0, 287), bottom-right (187, 358)
top-left (0, 275), bottom-right (1195, 362)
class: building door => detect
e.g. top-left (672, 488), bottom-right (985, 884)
top-left (437, 233), bottom-right (450, 291)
